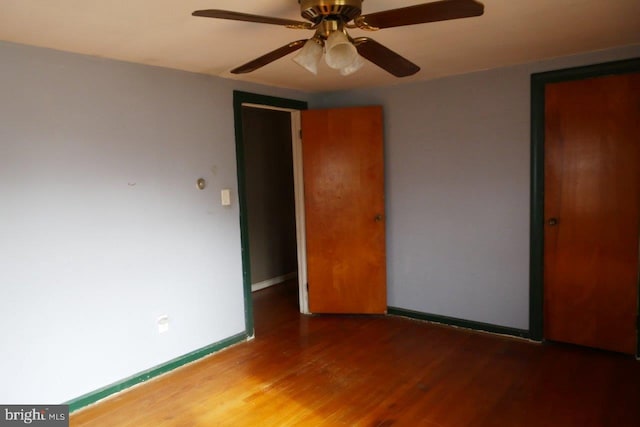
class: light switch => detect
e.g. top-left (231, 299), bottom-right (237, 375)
top-left (221, 189), bottom-right (231, 206)
top-left (157, 315), bottom-right (169, 334)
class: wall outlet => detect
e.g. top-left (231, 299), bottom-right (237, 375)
top-left (157, 315), bottom-right (169, 334)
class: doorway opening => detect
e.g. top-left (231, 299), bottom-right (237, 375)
top-left (233, 91), bottom-right (309, 338)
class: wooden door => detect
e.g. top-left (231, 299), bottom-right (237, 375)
top-left (544, 72), bottom-right (640, 354)
top-left (301, 106), bottom-right (386, 314)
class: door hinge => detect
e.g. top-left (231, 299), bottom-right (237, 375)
top-left (299, 129), bottom-right (303, 140)
top-left (306, 282), bottom-right (309, 292)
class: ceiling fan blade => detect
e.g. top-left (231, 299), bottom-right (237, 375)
top-left (354, 38), bottom-right (420, 77)
top-left (357, 0), bottom-right (484, 29)
top-left (192, 10), bottom-right (312, 28)
top-left (231, 40), bottom-right (308, 74)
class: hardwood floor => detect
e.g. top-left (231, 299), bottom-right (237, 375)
top-left (71, 281), bottom-right (640, 426)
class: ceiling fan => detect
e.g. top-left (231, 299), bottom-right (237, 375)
top-left (193, 0), bottom-right (484, 77)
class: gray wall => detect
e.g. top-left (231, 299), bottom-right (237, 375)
top-left (2, 37), bottom-right (638, 405)
top-left (311, 45), bottom-right (640, 330)
top-left (242, 107), bottom-right (297, 284)
top-left (0, 41), bottom-right (308, 404)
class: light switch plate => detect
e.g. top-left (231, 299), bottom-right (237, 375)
top-left (221, 189), bottom-right (231, 206)
top-left (157, 315), bottom-right (169, 334)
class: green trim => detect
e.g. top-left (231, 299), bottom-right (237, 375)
top-left (66, 332), bottom-right (247, 413)
top-left (388, 307), bottom-right (530, 339)
top-left (232, 91), bottom-right (308, 338)
top-left (529, 71), bottom-right (546, 342)
top-left (529, 57), bottom-right (640, 355)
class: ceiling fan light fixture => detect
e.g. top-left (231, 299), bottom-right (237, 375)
top-left (340, 54), bottom-right (364, 76)
top-left (324, 30), bottom-right (359, 70)
top-left (292, 38), bottom-right (324, 75)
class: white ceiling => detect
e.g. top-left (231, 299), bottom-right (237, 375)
top-left (1, 1), bottom-right (639, 93)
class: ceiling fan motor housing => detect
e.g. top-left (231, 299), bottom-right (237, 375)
top-left (299, 0), bottom-right (363, 23)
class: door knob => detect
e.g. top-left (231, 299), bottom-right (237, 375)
top-left (547, 218), bottom-right (558, 226)
top-left (374, 214), bottom-right (383, 222)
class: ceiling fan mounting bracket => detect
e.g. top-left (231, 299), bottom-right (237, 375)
top-left (351, 16), bottom-right (379, 31)
top-left (298, 0), bottom-right (363, 23)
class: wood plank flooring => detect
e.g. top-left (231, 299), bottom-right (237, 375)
top-left (71, 281), bottom-right (640, 426)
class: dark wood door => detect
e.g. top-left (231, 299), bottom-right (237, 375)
top-left (301, 106), bottom-right (386, 314)
top-left (544, 72), bottom-right (640, 354)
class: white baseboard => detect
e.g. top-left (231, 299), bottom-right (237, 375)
top-left (251, 272), bottom-right (297, 292)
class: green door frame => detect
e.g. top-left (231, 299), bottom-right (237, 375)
top-left (233, 90), bottom-right (308, 337)
top-left (529, 57), bottom-right (640, 357)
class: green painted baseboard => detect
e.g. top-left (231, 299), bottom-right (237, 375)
top-left (66, 332), bottom-right (248, 413)
top-left (388, 307), bottom-right (530, 339)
